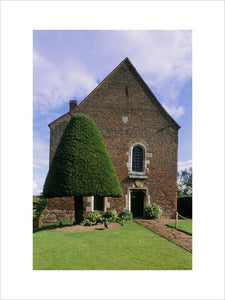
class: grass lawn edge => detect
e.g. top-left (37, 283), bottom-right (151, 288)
top-left (166, 220), bottom-right (192, 236)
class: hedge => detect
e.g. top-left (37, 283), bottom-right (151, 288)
top-left (43, 113), bottom-right (123, 198)
top-left (33, 195), bottom-right (48, 231)
top-left (177, 195), bottom-right (192, 218)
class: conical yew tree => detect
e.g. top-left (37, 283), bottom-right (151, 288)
top-left (43, 113), bottom-right (123, 198)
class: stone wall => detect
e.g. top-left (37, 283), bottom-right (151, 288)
top-left (39, 197), bottom-right (75, 227)
top-left (39, 196), bottom-right (95, 227)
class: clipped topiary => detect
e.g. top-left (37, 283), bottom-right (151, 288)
top-left (43, 113), bottom-right (123, 199)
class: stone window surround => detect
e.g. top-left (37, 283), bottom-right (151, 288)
top-left (127, 141), bottom-right (152, 179)
top-left (125, 187), bottom-right (151, 212)
top-left (86, 196), bottom-right (110, 213)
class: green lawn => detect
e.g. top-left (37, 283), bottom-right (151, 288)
top-left (33, 221), bottom-right (192, 270)
top-left (167, 220), bottom-right (192, 235)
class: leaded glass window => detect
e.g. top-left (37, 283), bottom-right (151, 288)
top-left (132, 146), bottom-right (144, 172)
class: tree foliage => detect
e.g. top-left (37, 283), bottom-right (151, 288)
top-left (43, 113), bottom-right (123, 198)
top-left (177, 167), bottom-right (192, 196)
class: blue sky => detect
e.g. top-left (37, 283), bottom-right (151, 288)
top-left (33, 30), bottom-right (192, 195)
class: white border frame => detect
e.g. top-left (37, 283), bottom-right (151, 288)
top-left (1, 1), bottom-right (224, 300)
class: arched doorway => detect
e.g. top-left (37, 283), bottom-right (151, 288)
top-left (131, 189), bottom-right (145, 218)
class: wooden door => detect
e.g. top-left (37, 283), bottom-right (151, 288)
top-left (131, 190), bottom-right (144, 218)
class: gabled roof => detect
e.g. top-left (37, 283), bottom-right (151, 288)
top-left (78, 57), bottom-right (131, 111)
top-left (49, 57), bottom-right (180, 130)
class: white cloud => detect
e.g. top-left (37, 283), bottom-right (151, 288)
top-left (33, 181), bottom-right (38, 194)
top-left (178, 160), bottom-right (192, 171)
top-left (33, 132), bottom-right (49, 195)
top-left (162, 102), bottom-right (185, 120)
top-left (33, 164), bottom-right (44, 170)
top-left (33, 51), bottom-right (98, 114)
top-left (33, 31), bottom-right (191, 116)
top-left (118, 30), bottom-right (192, 115)
top-left (33, 131), bottom-right (49, 169)
top-left (33, 178), bottom-right (45, 196)
top-left (120, 30), bottom-right (191, 83)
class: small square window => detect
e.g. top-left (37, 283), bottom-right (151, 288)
top-left (94, 196), bottom-right (104, 211)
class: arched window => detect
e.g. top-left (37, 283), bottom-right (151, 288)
top-left (132, 146), bottom-right (144, 172)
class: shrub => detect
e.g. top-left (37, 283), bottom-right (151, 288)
top-left (43, 113), bottom-right (123, 198)
top-left (104, 210), bottom-right (118, 222)
top-left (118, 220), bottom-right (125, 226)
top-left (145, 203), bottom-right (162, 219)
top-left (119, 209), bottom-right (133, 221)
top-left (83, 218), bottom-right (92, 226)
top-left (33, 194), bottom-right (48, 231)
top-left (87, 212), bottom-right (102, 223)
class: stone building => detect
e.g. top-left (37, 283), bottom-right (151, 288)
top-left (39, 58), bottom-right (180, 226)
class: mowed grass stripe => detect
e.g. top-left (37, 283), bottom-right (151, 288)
top-left (33, 221), bottom-right (192, 270)
top-left (167, 220), bottom-right (192, 235)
